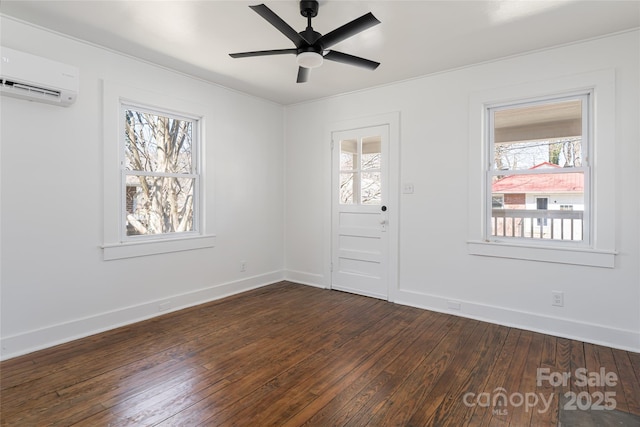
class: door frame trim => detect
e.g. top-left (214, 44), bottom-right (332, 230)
top-left (324, 112), bottom-right (400, 302)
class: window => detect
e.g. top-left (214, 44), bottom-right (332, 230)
top-left (467, 69), bottom-right (616, 267)
top-left (102, 81), bottom-right (214, 260)
top-left (122, 104), bottom-right (199, 239)
top-left (535, 197), bottom-right (548, 227)
top-left (487, 95), bottom-right (589, 243)
top-left (492, 195), bottom-right (504, 208)
top-left (339, 135), bottom-right (382, 205)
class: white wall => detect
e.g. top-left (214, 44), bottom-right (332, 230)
top-left (0, 17), bottom-right (285, 359)
top-left (284, 30), bottom-right (640, 351)
top-left (1, 16), bottom-right (638, 359)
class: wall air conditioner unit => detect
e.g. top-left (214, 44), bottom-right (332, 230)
top-left (0, 46), bottom-right (78, 107)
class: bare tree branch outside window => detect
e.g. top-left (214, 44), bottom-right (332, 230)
top-left (123, 108), bottom-right (197, 236)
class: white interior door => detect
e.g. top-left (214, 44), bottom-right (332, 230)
top-left (331, 125), bottom-right (389, 299)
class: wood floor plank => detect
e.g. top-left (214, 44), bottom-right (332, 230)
top-left (401, 323), bottom-right (508, 427)
top-left (282, 310), bottom-right (454, 427)
top-left (570, 340), bottom-right (588, 396)
top-left (464, 327), bottom-right (520, 427)
top-left (583, 343), bottom-right (627, 412)
top-left (629, 351), bottom-right (640, 379)
top-left (1, 285), bottom-right (303, 412)
top-left (600, 345), bottom-right (631, 413)
top-left (530, 334), bottom-right (560, 427)
top-left (251, 309), bottom-right (439, 425)
top-left (398, 320), bottom-right (490, 427)
top-left (1, 281), bottom-right (639, 427)
top-left (2, 296), bottom-right (327, 423)
top-left (555, 337), bottom-right (572, 388)
top-left (338, 316), bottom-right (476, 427)
top-left (154, 293), bottom-right (391, 425)
top-left (211, 306), bottom-right (427, 426)
top-left (484, 330), bottom-right (534, 426)
top-left (612, 348), bottom-right (640, 415)
top-left (509, 331), bottom-right (544, 427)
top-left (77, 284), bottom-right (340, 424)
top-left (540, 334), bottom-right (557, 368)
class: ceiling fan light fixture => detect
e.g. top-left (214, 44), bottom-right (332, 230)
top-left (297, 51), bottom-right (323, 69)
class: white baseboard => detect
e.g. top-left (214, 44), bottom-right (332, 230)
top-left (394, 289), bottom-right (640, 353)
top-left (0, 271), bottom-right (285, 360)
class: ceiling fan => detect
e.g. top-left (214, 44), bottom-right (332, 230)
top-left (229, 0), bottom-right (381, 83)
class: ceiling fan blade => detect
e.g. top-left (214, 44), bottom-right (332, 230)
top-left (318, 12), bottom-right (380, 49)
top-left (229, 48), bottom-right (297, 58)
top-left (323, 50), bottom-right (380, 70)
top-left (296, 66), bottom-right (310, 83)
top-left (250, 4), bottom-right (309, 48)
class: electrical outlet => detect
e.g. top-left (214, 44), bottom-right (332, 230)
top-left (240, 260), bottom-right (247, 272)
top-left (552, 291), bottom-right (564, 307)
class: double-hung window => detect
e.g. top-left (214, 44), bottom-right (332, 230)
top-left (487, 94), bottom-right (590, 244)
top-left (122, 104), bottom-right (200, 239)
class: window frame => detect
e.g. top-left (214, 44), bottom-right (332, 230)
top-left (102, 81), bottom-right (215, 260)
top-left (120, 102), bottom-right (202, 242)
top-left (484, 92), bottom-right (591, 246)
top-left (338, 135), bottom-right (383, 206)
top-left (467, 69), bottom-right (617, 268)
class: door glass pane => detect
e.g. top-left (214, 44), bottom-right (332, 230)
top-left (340, 173), bottom-right (355, 204)
top-left (338, 134), bottom-right (382, 205)
top-left (361, 136), bottom-right (381, 170)
top-left (361, 172), bottom-right (381, 205)
top-left (340, 139), bottom-right (357, 170)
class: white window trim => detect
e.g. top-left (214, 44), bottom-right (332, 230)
top-left (467, 69), bottom-right (617, 268)
top-left (102, 81), bottom-right (215, 260)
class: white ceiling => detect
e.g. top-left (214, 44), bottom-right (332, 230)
top-left (1, 1), bottom-right (639, 105)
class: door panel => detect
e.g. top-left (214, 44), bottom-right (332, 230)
top-left (332, 125), bottom-right (389, 299)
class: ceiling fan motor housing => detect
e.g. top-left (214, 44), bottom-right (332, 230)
top-left (300, 0), bottom-right (319, 18)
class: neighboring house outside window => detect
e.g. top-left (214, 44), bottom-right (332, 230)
top-left (492, 162), bottom-right (584, 240)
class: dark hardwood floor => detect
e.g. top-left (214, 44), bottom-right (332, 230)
top-left (1, 281), bottom-right (639, 426)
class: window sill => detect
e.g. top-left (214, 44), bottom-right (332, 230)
top-left (467, 240), bottom-right (616, 268)
top-left (102, 234), bottom-right (216, 260)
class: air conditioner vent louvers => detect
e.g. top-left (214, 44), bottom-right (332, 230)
top-left (2, 79), bottom-right (62, 99)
